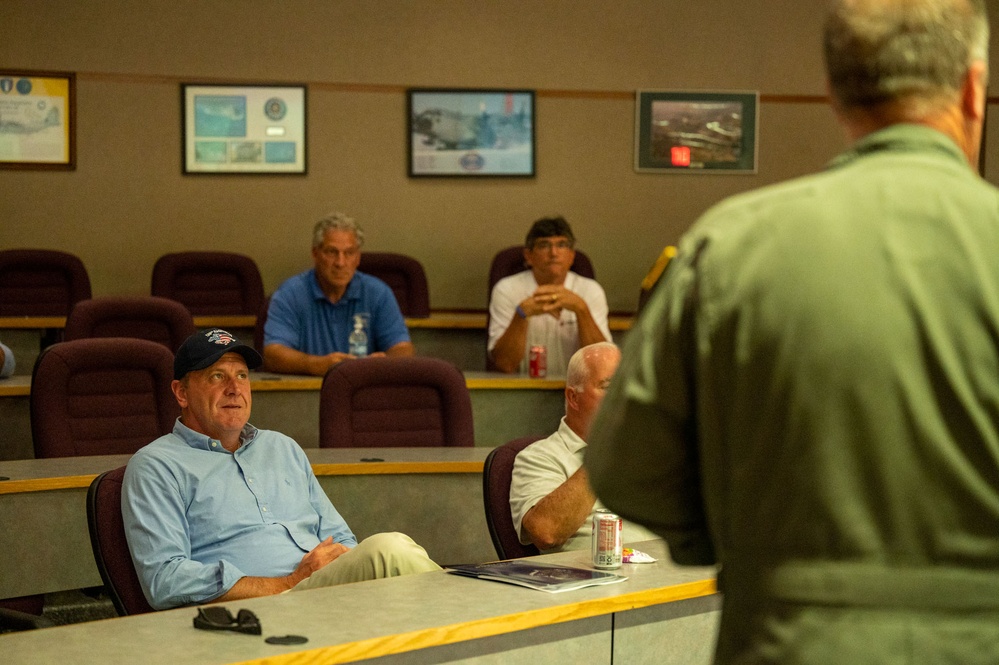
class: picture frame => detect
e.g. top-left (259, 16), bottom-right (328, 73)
top-left (0, 70), bottom-right (76, 170)
top-left (408, 88), bottom-right (535, 177)
top-left (635, 90), bottom-right (758, 173)
top-left (182, 83), bottom-right (307, 174)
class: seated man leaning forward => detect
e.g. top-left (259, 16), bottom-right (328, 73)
top-left (509, 342), bottom-right (658, 552)
top-left (123, 329), bottom-right (440, 610)
top-left (488, 216), bottom-right (611, 376)
top-left (263, 212), bottom-right (415, 376)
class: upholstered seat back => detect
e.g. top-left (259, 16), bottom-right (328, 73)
top-left (151, 251), bottom-right (264, 316)
top-left (87, 466), bottom-right (156, 616)
top-left (319, 356), bottom-right (474, 448)
top-left (30, 338), bottom-right (178, 458)
top-left (483, 436), bottom-right (543, 560)
top-left (359, 252), bottom-right (430, 318)
top-left (64, 296), bottom-right (196, 352)
top-left (0, 249), bottom-right (91, 316)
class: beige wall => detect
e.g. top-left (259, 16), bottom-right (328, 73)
top-left (1, 1), bottom-right (997, 312)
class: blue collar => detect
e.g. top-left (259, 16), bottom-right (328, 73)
top-left (172, 417), bottom-right (259, 454)
top-left (308, 269), bottom-right (362, 304)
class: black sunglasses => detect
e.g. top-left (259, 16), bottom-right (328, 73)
top-left (194, 606), bottom-right (261, 635)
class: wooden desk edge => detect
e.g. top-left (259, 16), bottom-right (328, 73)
top-left (0, 461), bottom-right (486, 494)
top-left (249, 376), bottom-right (565, 391)
top-left (237, 577), bottom-right (717, 665)
top-left (0, 316), bottom-right (66, 329)
top-left (1, 312), bottom-right (633, 332)
top-left (191, 315), bottom-right (256, 328)
top-left (2, 376), bottom-right (566, 397)
top-left (311, 461), bottom-right (484, 476)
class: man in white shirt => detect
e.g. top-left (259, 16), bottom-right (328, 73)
top-left (509, 342), bottom-right (658, 552)
top-left (488, 217), bottom-right (611, 377)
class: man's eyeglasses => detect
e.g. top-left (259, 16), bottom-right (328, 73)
top-left (531, 240), bottom-right (574, 251)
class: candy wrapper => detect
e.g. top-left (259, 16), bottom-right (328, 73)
top-left (622, 548), bottom-right (657, 563)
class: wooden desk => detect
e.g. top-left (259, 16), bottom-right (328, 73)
top-left (0, 540), bottom-right (719, 665)
top-left (0, 447), bottom-right (495, 599)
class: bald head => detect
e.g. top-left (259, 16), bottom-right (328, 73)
top-left (565, 342), bottom-right (621, 440)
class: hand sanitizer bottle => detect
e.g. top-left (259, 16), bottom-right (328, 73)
top-left (348, 314), bottom-right (369, 357)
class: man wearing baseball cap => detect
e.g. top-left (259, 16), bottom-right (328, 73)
top-left (122, 329), bottom-right (440, 610)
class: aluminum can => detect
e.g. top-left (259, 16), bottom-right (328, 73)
top-left (528, 345), bottom-right (547, 378)
top-left (591, 509), bottom-right (623, 569)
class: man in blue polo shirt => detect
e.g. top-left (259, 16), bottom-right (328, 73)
top-left (263, 212), bottom-right (414, 376)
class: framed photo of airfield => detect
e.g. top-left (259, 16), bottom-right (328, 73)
top-left (408, 88), bottom-right (535, 177)
top-left (182, 83), bottom-right (307, 174)
top-left (0, 70), bottom-right (76, 170)
top-left (635, 90), bottom-right (758, 173)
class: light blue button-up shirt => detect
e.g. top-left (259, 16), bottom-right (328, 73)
top-left (122, 419), bottom-right (357, 610)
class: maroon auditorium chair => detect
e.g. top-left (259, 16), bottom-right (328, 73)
top-left (64, 296), bottom-right (196, 352)
top-left (319, 356), bottom-right (474, 448)
top-left (151, 251), bottom-right (264, 316)
top-left (482, 435), bottom-right (544, 560)
top-left (30, 338), bottom-right (178, 458)
top-left (0, 248), bottom-right (92, 317)
top-left (359, 252), bottom-right (431, 318)
top-left (87, 466), bottom-right (156, 616)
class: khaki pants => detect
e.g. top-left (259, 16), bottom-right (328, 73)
top-left (290, 532), bottom-right (441, 592)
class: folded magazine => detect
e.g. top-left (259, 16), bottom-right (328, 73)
top-left (445, 560), bottom-right (627, 593)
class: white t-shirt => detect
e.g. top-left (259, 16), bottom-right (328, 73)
top-left (488, 271), bottom-right (611, 377)
top-left (509, 418), bottom-right (660, 553)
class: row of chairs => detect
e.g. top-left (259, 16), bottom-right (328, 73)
top-left (0, 247), bottom-right (598, 323)
top-left (29, 338), bottom-right (474, 458)
top-left (0, 249), bottom-right (431, 320)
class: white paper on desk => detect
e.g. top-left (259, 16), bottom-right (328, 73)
top-left (446, 561), bottom-right (627, 593)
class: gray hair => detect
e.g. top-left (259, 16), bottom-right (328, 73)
top-left (312, 212), bottom-right (365, 249)
top-left (566, 342), bottom-right (620, 393)
top-left (824, 0), bottom-right (989, 111)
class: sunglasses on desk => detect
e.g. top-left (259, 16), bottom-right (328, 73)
top-left (193, 606), bottom-right (261, 635)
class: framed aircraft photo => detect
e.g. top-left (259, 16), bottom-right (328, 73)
top-left (635, 90), bottom-right (758, 173)
top-left (0, 69), bottom-right (76, 170)
top-left (408, 88), bottom-right (535, 177)
top-left (182, 83), bottom-right (307, 174)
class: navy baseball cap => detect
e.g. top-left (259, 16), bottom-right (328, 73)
top-left (174, 329), bottom-right (263, 380)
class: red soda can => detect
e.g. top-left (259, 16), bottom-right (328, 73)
top-left (591, 509), bottom-right (623, 569)
top-left (528, 345), bottom-right (547, 378)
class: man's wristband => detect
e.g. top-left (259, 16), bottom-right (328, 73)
top-left (516, 305), bottom-right (527, 319)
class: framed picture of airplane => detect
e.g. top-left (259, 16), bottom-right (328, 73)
top-left (182, 83), bottom-right (307, 174)
top-left (0, 69), bottom-right (76, 170)
top-left (635, 90), bottom-right (758, 173)
top-left (408, 88), bottom-right (535, 177)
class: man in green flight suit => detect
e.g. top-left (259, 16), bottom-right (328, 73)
top-left (588, 0), bottom-right (997, 662)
